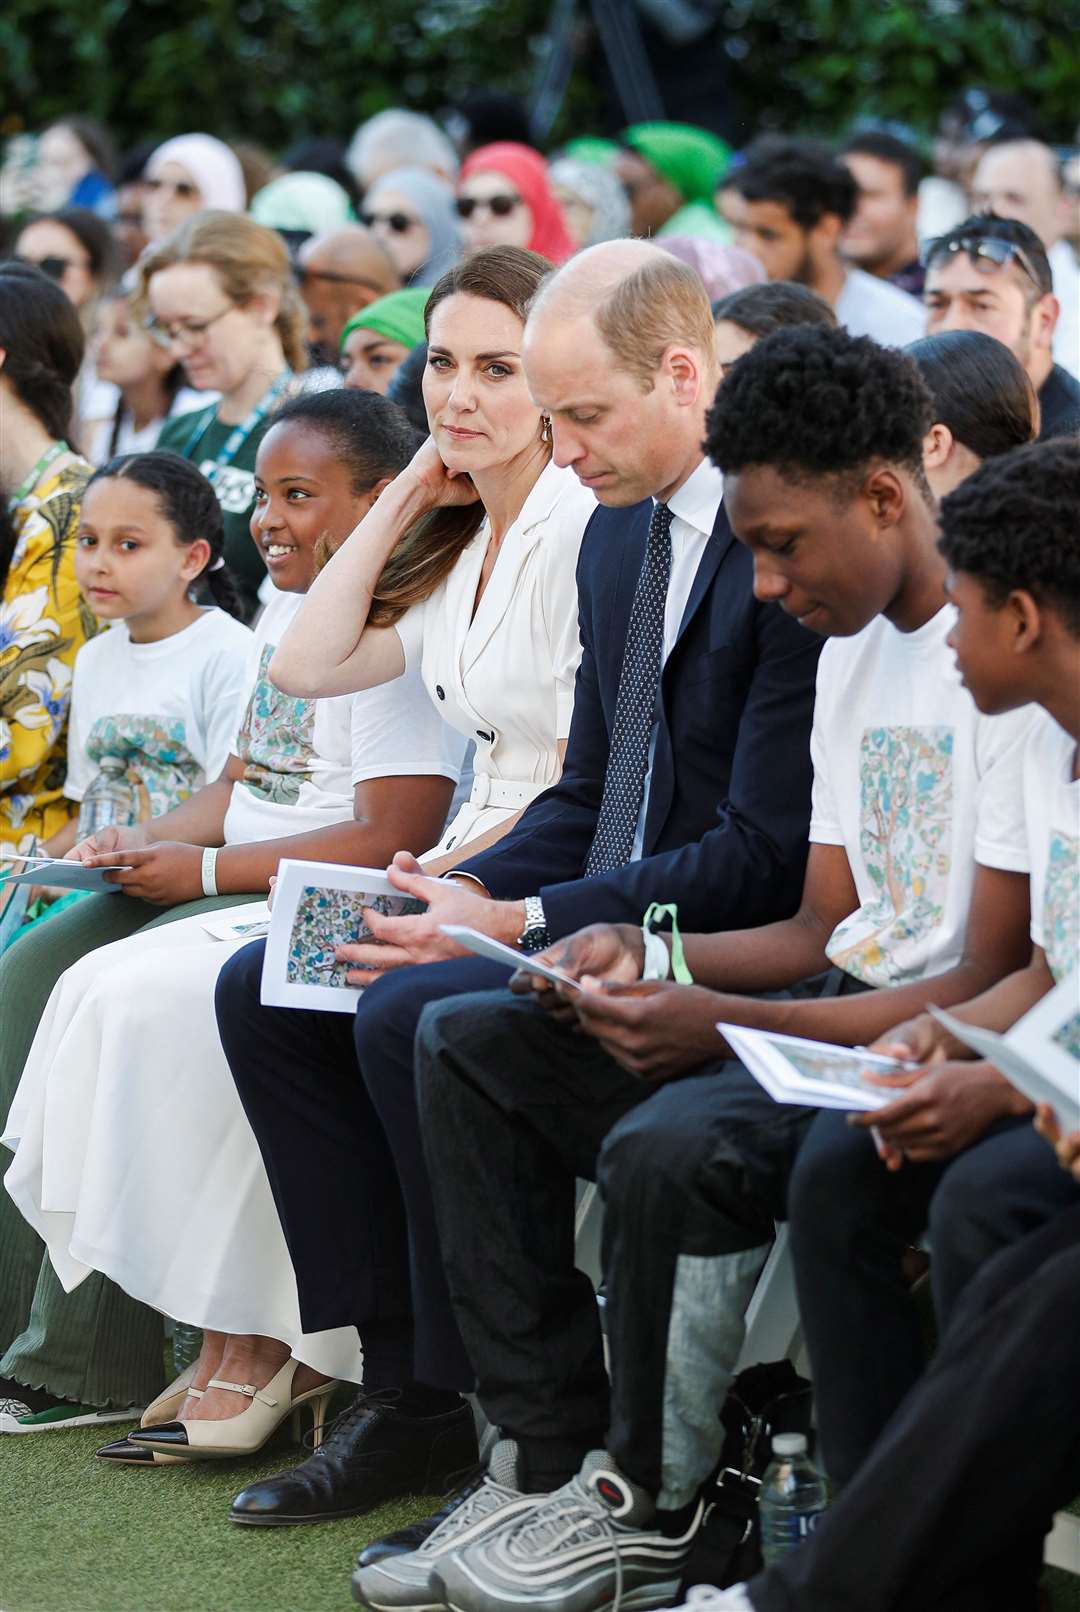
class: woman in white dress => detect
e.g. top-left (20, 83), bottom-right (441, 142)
top-left (3, 246), bottom-right (597, 1459)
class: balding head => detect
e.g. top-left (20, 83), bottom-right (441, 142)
top-left (296, 224), bottom-right (400, 357)
top-left (973, 140), bottom-right (1071, 249)
top-left (523, 240), bottom-right (721, 506)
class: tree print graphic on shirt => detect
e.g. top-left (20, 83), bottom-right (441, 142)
top-left (233, 644), bottom-right (316, 806)
top-left (828, 725), bottom-right (954, 985)
top-left (1042, 831), bottom-right (1078, 984)
top-left (84, 714), bottom-right (202, 819)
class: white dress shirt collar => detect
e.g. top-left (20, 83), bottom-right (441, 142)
top-left (656, 454), bottom-right (725, 539)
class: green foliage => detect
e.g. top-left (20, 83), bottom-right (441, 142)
top-left (1, 0), bottom-right (1077, 154)
top-left (718, 0), bottom-right (1080, 142)
top-left (0, 0), bottom-right (553, 149)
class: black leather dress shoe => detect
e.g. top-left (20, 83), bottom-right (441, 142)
top-left (354, 1463), bottom-right (485, 1567)
top-left (229, 1390), bottom-right (478, 1527)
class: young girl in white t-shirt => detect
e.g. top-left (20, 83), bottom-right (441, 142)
top-left (49, 449), bottom-right (252, 858)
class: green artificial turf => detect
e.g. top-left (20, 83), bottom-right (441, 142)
top-left (0, 1418), bottom-right (434, 1612)
top-left (3, 1423), bottom-right (1080, 1612)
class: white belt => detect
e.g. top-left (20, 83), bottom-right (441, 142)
top-left (469, 774), bottom-right (546, 810)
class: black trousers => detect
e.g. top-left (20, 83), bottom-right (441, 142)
top-left (213, 939), bottom-right (513, 1390)
top-left (415, 988), bottom-right (817, 1498)
top-left (749, 1202), bottom-right (1080, 1612)
top-left (787, 1108), bottom-right (1080, 1486)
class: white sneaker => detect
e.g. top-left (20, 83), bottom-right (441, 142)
top-left (352, 1439), bottom-right (542, 1610)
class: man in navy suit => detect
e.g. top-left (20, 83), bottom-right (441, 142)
top-left (212, 241), bottom-right (821, 1530)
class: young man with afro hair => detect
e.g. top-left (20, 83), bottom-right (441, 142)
top-left (673, 436), bottom-right (1080, 1612)
top-left (396, 326), bottom-right (1038, 1612)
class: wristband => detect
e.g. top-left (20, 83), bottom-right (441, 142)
top-left (641, 926), bottom-right (671, 981)
top-left (641, 901), bottom-right (693, 984)
top-left (201, 846), bottom-right (219, 897)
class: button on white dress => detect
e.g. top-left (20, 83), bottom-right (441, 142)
top-left (396, 457), bottom-right (596, 856)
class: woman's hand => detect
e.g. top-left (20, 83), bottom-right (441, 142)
top-left (402, 436), bottom-right (482, 512)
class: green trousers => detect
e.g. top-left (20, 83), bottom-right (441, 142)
top-left (0, 889), bottom-right (263, 1407)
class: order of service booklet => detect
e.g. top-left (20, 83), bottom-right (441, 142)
top-left (929, 968), bottom-right (1079, 1132)
top-left (260, 859), bottom-right (425, 1013)
top-left (717, 1023), bottom-right (915, 1112)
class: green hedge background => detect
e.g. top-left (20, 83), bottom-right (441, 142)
top-left (2, 0), bottom-right (1077, 152)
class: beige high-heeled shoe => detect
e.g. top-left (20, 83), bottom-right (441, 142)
top-left (95, 1364), bottom-right (204, 1466)
top-left (128, 1359), bottom-right (339, 1460)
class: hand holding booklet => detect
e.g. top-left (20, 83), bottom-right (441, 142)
top-left (929, 969), bottom-right (1079, 1133)
top-left (0, 856), bottom-right (127, 893)
top-left (718, 1023), bottom-right (916, 1112)
top-left (260, 860), bottom-right (426, 1013)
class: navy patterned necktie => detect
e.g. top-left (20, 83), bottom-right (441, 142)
top-left (585, 501), bottom-right (674, 876)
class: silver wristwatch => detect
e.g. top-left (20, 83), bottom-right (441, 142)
top-left (517, 894), bottom-right (550, 953)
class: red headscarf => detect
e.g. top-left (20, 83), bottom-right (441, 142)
top-left (459, 142), bottom-right (577, 264)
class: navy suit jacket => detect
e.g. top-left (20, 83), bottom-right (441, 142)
top-left (457, 496), bottom-right (822, 940)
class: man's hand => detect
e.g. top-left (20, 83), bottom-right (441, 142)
top-left (67, 823), bottom-right (150, 865)
top-left (509, 923), bottom-right (645, 1015)
top-left (1034, 1104), bottom-right (1080, 1184)
top-left (84, 841), bottom-right (204, 904)
top-left (870, 1011), bottom-right (970, 1066)
top-left (850, 1059), bottom-right (1031, 1163)
top-left (337, 851), bottom-right (524, 984)
top-left (570, 979), bottom-right (726, 1081)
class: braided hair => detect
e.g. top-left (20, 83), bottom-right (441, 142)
top-left (86, 450), bottom-right (246, 619)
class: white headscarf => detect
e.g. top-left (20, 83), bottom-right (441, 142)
top-left (146, 135), bottom-right (246, 213)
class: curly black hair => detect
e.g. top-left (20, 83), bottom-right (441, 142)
top-left (705, 323), bottom-right (933, 490)
top-left (726, 137), bottom-right (857, 229)
top-left (938, 439), bottom-right (1080, 636)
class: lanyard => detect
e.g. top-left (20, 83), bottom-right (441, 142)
top-left (7, 441), bottom-right (69, 511)
top-left (181, 370), bottom-right (292, 482)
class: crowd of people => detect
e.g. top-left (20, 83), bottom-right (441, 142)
top-left (0, 82), bottom-right (1078, 1612)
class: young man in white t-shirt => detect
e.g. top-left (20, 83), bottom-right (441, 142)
top-left (373, 329), bottom-right (1036, 1612)
top-left (667, 438), bottom-right (1080, 1612)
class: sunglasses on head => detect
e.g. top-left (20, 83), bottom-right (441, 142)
top-left (455, 194), bottom-right (521, 220)
top-left (360, 210), bottom-right (419, 234)
top-left (145, 176), bottom-right (198, 199)
top-left (13, 253), bottom-right (87, 281)
top-left (920, 233), bottom-right (1043, 291)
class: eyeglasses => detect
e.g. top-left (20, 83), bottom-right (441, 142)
top-left (920, 233), bottom-right (1044, 292)
top-left (360, 211), bottom-right (420, 234)
top-left (455, 194), bottom-right (521, 220)
top-left (143, 302), bottom-right (235, 350)
top-left (13, 253), bottom-right (89, 281)
top-left (145, 176), bottom-right (199, 200)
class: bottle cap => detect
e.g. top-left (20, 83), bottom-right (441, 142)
top-left (772, 1433), bottom-right (808, 1456)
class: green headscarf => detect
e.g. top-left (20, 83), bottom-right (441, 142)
top-left (622, 122), bottom-right (731, 204)
top-left (340, 288), bottom-right (430, 353)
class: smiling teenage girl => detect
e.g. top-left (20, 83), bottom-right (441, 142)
top-left (0, 388), bottom-right (462, 1432)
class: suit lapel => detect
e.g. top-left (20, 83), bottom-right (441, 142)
top-left (670, 501), bottom-right (734, 655)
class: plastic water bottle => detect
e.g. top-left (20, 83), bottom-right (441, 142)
top-left (78, 755), bottom-right (136, 837)
top-left (170, 1322), bottom-right (204, 1376)
top-left (759, 1433), bottom-right (828, 1565)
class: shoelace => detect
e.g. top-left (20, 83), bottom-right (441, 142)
top-left (498, 1482), bottom-right (625, 1612)
top-left (301, 1386), bottom-right (404, 1456)
top-left (418, 1470), bottom-right (518, 1552)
